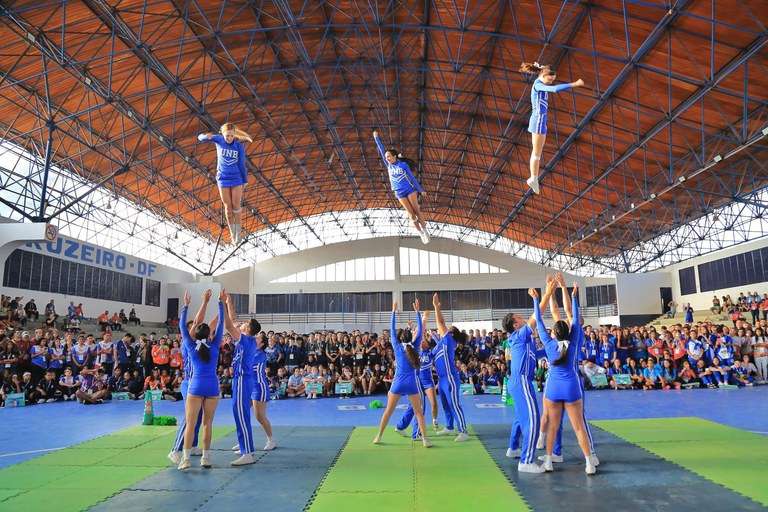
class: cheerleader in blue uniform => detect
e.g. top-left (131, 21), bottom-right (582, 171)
top-left (373, 130), bottom-right (430, 244)
top-left (396, 310), bottom-right (440, 437)
top-left (167, 325), bottom-right (202, 465)
top-left (372, 299), bottom-right (432, 447)
top-left (538, 275), bottom-right (598, 468)
top-left (222, 295), bottom-right (259, 466)
top-left (197, 123), bottom-right (253, 244)
top-left (533, 280), bottom-right (596, 475)
top-left (503, 278), bottom-right (558, 473)
top-left (177, 289), bottom-right (225, 471)
top-left (432, 293), bottom-right (469, 442)
top-left (251, 331), bottom-right (276, 451)
top-left (519, 62), bottom-right (584, 194)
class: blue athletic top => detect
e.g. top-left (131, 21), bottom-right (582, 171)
top-left (374, 135), bottom-right (424, 195)
top-left (507, 324), bottom-right (537, 382)
top-left (709, 343), bottom-right (734, 366)
top-left (48, 346), bottom-right (64, 369)
top-left (115, 339), bottom-right (129, 364)
top-left (233, 333), bottom-right (256, 379)
top-left (198, 134), bottom-right (247, 185)
top-left (433, 331), bottom-right (459, 378)
top-left (252, 349), bottom-right (268, 386)
top-left (181, 342), bottom-right (193, 380)
top-left (390, 311), bottom-right (420, 377)
top-left (30, 345), bottom-right (47, 368)
top-left (418, 349), bottom-right (434, 384)
top-left (530, 78), bottom-right (572, 119)
top-left (180, 301), bottom-right (224, 384)
top-left (534, 293), bottom-right (582, 382)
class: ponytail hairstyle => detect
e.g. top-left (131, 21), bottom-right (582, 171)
top-left (404, 344), bottom-right (420, 369)
top-left (519, 61), bottom-right (551, 76)
top-left (247, 319), bottom-right (261, 337)
top-left (551, 320), bottom-right (571, 366)
top-left (220, 122), bottom-right (253, 143)
top-left (386, 147), bottom-right (418, 172)
top-left (192, 323), bottom-right (211, 363)
top-left (450, 326), bottom-right (468, 345)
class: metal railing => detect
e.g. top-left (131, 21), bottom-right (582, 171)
top-left (237, 303), bottom-right (618, 327)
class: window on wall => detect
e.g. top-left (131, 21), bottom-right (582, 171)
top-left (254, 292), bottom-right (392, 314)
top-left (399, 247), bottom-right (508, 276)
top-left (698, 247), bottom-right (768, 292)
top-left (585, 284), bottom-right (617, 307)
top-left (144, 279), bottom-right (160, 307)
top-left (231, 294), bottom-right (249, 315)
top-left (270, 256), bottom-right (395, 283)
top-left (678, 266), bottom-right (697, 295)
top-left (3, 249), bottom-right (143, 304)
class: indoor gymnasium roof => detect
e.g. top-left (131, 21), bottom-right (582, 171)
top-left (0, 0), bottom-right (766, 274)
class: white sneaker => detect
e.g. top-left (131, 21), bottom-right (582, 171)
top-left (191, 447), bottom-right (202, 456)
top-left (538, 454), bottom-right (563, 463)
top-left (585, 459), bottom-right (597, 475)
top-left (372, 436), bottom-right (381, 445)
top-left (263, 440), bottom-right (276, 451)
top-left (419, 229), bottom-right (430, 244)
top-left (526, 176), bottom-right (540, 194)
top-left (200, 454), bottom-right (212, 468)
top-left (536, 433), bottom-right (545, 450)
top-left (167, 451), bottom-right (181, 465)
top-left (395, 428), bottom-right (408, 437)
top-left (589, 453), bottom-right (600, 467)
top-left (37, 399), bottom-right (46, 404)
top-left (177, 458), bottom-right (191, 470)
top-left (435, 428), bottom-right (454, 436)
top-left (454, 432), bottom-right (469, 443)
top-left (432, 419), bottom-right (439, 429)
top-left (506, 448), bottom-right (521, 458)
top-left (230, 453), bottom-right (255, 466)
top-left (422, 438), bottom-right (433, 448)
top-left (232, 444), bottom-right (240, 451)
top-left (46, 398), bottom-right (56, 403)
top-left (542, 455), bottom-right (554, 472)
top-left (518, 462), bottom-right (545, 473)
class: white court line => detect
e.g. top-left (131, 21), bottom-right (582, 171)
top-left (749, 431), bottom-right (768, 435)
top-left (0, 447), bottom-right (66, 458)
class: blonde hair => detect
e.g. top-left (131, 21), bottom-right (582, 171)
top-left (220, 123), bottom-right (253, 143)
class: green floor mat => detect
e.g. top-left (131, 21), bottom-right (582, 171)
top-left (308, 426), bottom-right (529, 512)
top-left (0, 424), bottom-right (234, 512)
top-left (594, 418), bottom-right (768, 507)
top-left (23, 448), bottom-right (125, 466)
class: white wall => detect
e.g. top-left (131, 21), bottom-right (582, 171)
top-left (661, 237), bottom-right (768, 310)
top-left (1, 230), bottom-right (195, 323)
top-left (247, 236), bottom-right (615, 331)
top-left (615, 272), bottom-right (672, 316)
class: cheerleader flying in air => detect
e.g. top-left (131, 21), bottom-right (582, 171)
top-left (519, 62), bottom-right (584, 194)
top-left (373, 130), bottom-right (430, 244)
top-left (372, 299), bottom-right (432, 447)
top-left (197, 123), bottom-right (253, 244)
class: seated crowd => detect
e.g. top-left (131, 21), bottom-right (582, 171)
top-left (1, 290), bottom-right (766, 407)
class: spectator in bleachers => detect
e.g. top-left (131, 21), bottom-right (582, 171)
top-left (45, 300), bottom-right (57, 320)
top-left (97, 311), bottom-right (110, 332)
top-left (29, 337), bottom-right (48, 383)
top-left (151, 336), bottom-right (170, 374)
top-left (666, 300), bottom-right (677, 318)
top-left (110, 312), bottom-right (122, 332)
top-left (286, 367), bottom-right (305, 397)
top-left (74, 303), bottom-right (84, 320)
top-left (710, 296), bottom-right (722, 316)
top-left (754, 327), bottom-right (768, 382)
top-left (129, 307), bottom-right (141, 326)
top-left (684, 303), bottom-right (694, 324)
top-left (24, 299), bottom-right (39, 322)
top-left (36, 370), bottom-right (62, 403)
top-left (219, 367), bottom-right (233, 398)
top-left (58, 367), bottom-right (79, 400)
top-left (76, 368), bottom-right (108, 404)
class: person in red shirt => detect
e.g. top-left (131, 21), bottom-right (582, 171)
top-left (169, 340), bottom-right (183, 371)
top-left (144, 367), bottom-right (162, 391)
top-left (98, 311), bottom-right (110, 332)
top-left (760, 294), bottom-right (768, 322)
top-left (671, 335), bottom-right (688, 370)
top-left (647, 336), bottom-right (665, 360)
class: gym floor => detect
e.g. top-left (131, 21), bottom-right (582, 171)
top-left (0, 388), bottom-right (766, 511)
